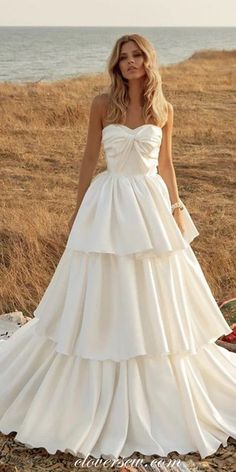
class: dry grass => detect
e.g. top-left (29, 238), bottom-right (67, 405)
top-left (0, 49), bottom-right (236, 317)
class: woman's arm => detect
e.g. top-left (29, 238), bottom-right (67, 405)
top-left (71, 95), bottom-right (103, 215)
top-left (158, 102), bottom-right (180, 204)
top-left (158, 102), bottom-right (185, 234)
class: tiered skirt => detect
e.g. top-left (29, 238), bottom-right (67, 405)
top-left (0, 171), bottom-right (235, 460)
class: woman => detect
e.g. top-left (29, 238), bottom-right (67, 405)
top-left (0, 33), bottom-right (235, 464)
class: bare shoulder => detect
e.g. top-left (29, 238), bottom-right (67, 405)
top-left (98, 92), bottom-right (109, 110)
top-left (166, 101), bottom-right (174, 120)
top-left (92, 93), bottom-right (109, 109)
top-left (98, 92), bottom-right (109, 104)
top-left (92, 93), bottom-right (109, 127)
top-left (90, 93), bottom-right (105, 110)
top-left (87, 94), bottom-right (109, 131)
top-left (167, 101), bottom-right (174, 111)
top-left (162, 101), bottom-right (174, 130)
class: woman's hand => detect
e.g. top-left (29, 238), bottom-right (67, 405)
top-left (172, 208), bottom-right (186, 235)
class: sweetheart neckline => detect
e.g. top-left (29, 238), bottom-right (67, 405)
top-left (102, 123), bottom-right (163, 133)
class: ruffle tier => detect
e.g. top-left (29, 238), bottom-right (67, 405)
top-left (65, 171), bottom-right (200, 259)
top-left (0, 319), bottom-right (235, 460)
top-left (31, 245), bottom-right (232, 361)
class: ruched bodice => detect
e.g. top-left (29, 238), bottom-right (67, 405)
top-left (102, 124), bottom-right (162, 176)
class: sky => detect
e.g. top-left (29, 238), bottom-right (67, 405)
top-left (0, 0), bottom-right (235, 27)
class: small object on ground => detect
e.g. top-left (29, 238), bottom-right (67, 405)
top-left (0, 311), bottom-right (30, 340)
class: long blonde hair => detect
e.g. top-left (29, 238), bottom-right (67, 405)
top-left (104, 34), bottom-right (168, 128)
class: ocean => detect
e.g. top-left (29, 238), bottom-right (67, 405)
top-left (0, 26), bottom-right (235, 83)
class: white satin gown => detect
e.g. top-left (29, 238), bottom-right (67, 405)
top-left (0, 123), bottom-right (236, 460)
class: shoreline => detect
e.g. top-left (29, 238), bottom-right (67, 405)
top-left (0, 47), bottom-right (235, 86)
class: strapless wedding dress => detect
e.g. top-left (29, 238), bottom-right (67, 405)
top-left (0, 124), bottom-right (235, 461)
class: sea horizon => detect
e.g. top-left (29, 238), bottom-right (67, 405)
top-left (0, 26), bottom-right (235, 84)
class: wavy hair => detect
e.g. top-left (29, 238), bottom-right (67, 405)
top-left (104, 34), bottom-right (168, 128)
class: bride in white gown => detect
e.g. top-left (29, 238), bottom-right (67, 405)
top-left (0, 33), bottom-right (236, 463)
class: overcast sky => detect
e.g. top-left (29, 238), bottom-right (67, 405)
top-left (0, 0), bottom-right (235, 27)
